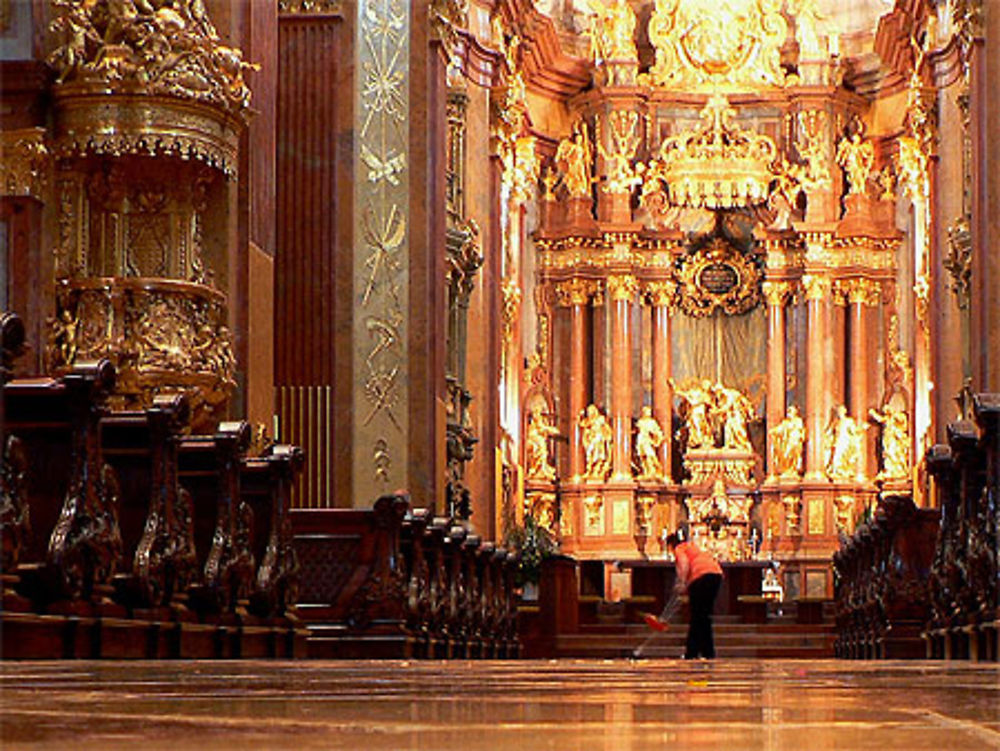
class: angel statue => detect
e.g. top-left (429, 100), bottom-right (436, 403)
top-left (555, 121), bottom-right (594, 199)
top-left (634, 406), bottom-right (665, 480)
top-left (579, 404), bottom-right (613, 481)
top-left (525, 404), bottom-right (559, 481)
top-left (836, 131), bottom-right (875, 197)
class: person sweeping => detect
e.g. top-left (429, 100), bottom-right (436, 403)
top-left (646, 532), bottom-right (723, 659)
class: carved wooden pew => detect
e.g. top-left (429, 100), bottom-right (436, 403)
top-left (2, 357), bottom-right (133, 658)
top-left (177, 421), bottom-right (257, 657)
top-left (400, 507), bottom-right (433, 658)
top-left (974, 394), bottom-right (1000, 661)
top-left (291, 493), bottom-right (412, 658)
top-left (239, 443), bottom-right (308, 657)
top-left (100, 393), bottom-right (198, 657)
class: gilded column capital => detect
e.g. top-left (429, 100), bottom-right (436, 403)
top-left (802, 274), bottom-right (831, 301)
top-left (644, 280), bottom-right (676, 308)
top-left (761, 280), bottom-right (793, 308)
top-left (606, 274), bottom-right (638, 303)
top-left (833, 279), bottom-right (882, 308)
top-left (554, 278), bottom-right (596, 307)
top-left (278, 0), bottom-right (343, 12)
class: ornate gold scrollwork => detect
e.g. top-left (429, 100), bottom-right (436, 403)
top-left (49, 277), bottom-right (235, 428)
top-left (646, 0), bottom-right (787, 91)
top-left (644, 94), bottom-right (782, 210)
top-left (47, 0), bottom-right (255, 113)
top-left (675, 238), bottom-right (761, 317)
top-left (0, 128), bottom-right (48, 199)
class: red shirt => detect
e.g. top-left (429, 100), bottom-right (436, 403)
top-left (674, 541), bottom-right (722, 589)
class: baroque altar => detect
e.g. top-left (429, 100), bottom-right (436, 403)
top-left (510, 0), bottom-right (928, 597)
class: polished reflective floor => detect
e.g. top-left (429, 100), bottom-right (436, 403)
top-left (2, 659), bottom-right (999, 750)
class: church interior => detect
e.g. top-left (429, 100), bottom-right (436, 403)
top-left (1, 0), bottom-right (999, 746)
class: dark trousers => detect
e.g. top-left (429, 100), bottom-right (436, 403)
top-left (685, 573), bottom-right (722, 659)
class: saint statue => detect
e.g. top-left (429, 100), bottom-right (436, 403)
top-left (579, 404), bottom-right (612, 481)
top-left (836, 132), bottom-right (875, 197)
top-left (788, 0), bottom-right (826, 58)
top-left (869, 404), bottom-right (911, 480)
top-left (587, 0), bottom-right (638, 63)
top-left (673, 379), bottom-right (716, 451)
top-left (555, 121), bottom-right (593, 199)
top-left (634, 406), bottom-right (665, 480)
top-left (525, 404), bottom-right (559, 481)
top-left (824, 405), bottom-right (866, 481)
top-left (769, 405), bottom-right (806, 478)
top-left (714, 383), bottom-right (755, 452)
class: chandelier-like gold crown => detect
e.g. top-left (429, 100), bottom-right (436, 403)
top-left (646, 94), bottom-right (781, 210)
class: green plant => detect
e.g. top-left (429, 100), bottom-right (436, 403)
top-left (504, 514), bottom-right (559, 587)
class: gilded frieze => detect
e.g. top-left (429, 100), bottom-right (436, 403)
top-left (354, 0), bottom-right (410, 493)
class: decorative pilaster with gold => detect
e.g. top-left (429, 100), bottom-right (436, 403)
top-left (353, 0), bottom-right (410, 498)
top-left (606, 274), bottom-right (637, 481)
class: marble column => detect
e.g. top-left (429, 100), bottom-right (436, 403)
top-left (763, 281), bottom-right (791, 478)
top-left (803, 274), bottom-right (832, 479)
top-left (846, 279), bottom-right (880, 480)
top-left (608, 275), bottom-right (637, 482)
top-left (557, 279), bottom-right (593, 483)
top-left (649, 282), bottom-right (674, 482)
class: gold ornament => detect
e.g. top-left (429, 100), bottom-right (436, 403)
top-left (645, 94), bottom-right (782, 210)
top-left (675, 237), bottom-right (762, 317)
top-left (647, 0), bottom-right (787, 91)
top-left (597, 110), bottom-right (641, 195)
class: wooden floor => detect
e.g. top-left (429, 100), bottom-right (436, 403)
top-left (3, 660), bottom-right (999, 749)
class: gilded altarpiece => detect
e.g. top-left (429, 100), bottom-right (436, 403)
top-left (516, 0), bottom-right (917, 595)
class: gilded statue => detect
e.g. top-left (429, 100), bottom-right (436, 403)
top-left (555, 121), bottom-right (594, 199)
top-left (579, 404), bottom-right (612, 481)
top-left (597, 111), bottom-right (640, 195)
top-left (587, 0), bottom-right (638, 84)
top-left (526, 404), bottom-right (559, 481)
top-left (634, 406), bottom-right (664, 480)
top-left (824, 405), bottom-right (866, 481)
top-left (869, 404), bottom-right (911, 480)
top-left (673, 379), bottom-right (716, 450)
top-left (769, 406), bottom-right (805, 478)
top-left (836, 132), bottom-right (875, 197)
top-left (50, 308), bottom-right (80, 367)
top-left (715, 384), bottom-right (755, 452)
top-left (788, 0), bottom-right (827, 58)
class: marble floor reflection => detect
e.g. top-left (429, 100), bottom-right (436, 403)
top-left (2, 659), bottom-right (999, 750)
